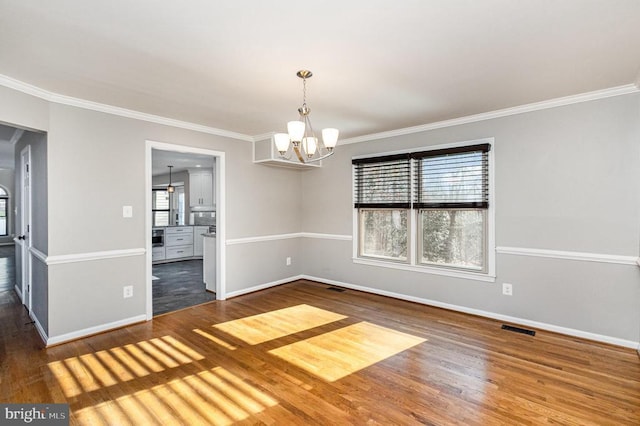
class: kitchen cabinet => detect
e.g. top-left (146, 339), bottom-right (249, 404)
top-left (193, 226), bottom-right (209, 257)
top-left (152, 246), bottom-right (165, 261)
top-left (189, 170), bottom-right (214, 208)
top-left (165, 226), bottom-right (194, 260)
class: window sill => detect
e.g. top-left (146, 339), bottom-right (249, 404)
top-left (352, 257), bottom-right (496, 283)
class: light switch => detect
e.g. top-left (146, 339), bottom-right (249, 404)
top-left (122, 205), bottom-right (133, 218)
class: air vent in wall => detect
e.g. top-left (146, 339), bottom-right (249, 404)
top-left (502, 324), bottom-right (536, 336)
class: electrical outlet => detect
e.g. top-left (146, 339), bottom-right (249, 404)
top-left (502, 283), bottom-right (513, 296)
top-left (286, 257), bottom-right (292, 266)
top-left (123, 285), bottom-right (133, 298)
top-left (122, 205), bottom-right (133, 218)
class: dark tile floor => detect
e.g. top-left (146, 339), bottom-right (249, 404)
top-left (152, 259), bottom-right (216, 316)
top-left (0, 244), bottom-right (16, 292)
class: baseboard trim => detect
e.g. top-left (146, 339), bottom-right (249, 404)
top-left (300, 275), bottom-right (639, 349)
top-left (30, 311), bottom-right (48, 346)
top-left (225, 275), bottom-right (304, 299)
top-left (46, 314), bottom-right (147, 346)
top-left (14, 284), bottom-right (22, 299)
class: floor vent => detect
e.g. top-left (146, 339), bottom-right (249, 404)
top-left (326, 287), bottom-right (346, 292)
top-left (501, 324), bottom-right (536, 336)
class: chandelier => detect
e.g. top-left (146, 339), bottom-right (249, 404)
top-left (274, 70), bottom-right (339, 163)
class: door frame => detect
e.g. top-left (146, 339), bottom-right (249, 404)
top-left (19, 145), bottom-right (32, 312)
top-left (145, 140), bottom-right (226, 320)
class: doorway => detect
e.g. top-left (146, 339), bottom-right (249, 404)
top-left (145, 140), bottom-right (225, 320)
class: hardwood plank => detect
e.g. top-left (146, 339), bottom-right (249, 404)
top-left (1, 281), bottom-right (639, 425)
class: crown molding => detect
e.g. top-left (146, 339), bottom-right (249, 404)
top-left (338, 84), bottom-right (640, 145)
top-left (2, 73), bottom-right (637, 146)
top-left (252, 131), bottom-right (275, 142)
top-left (0, 73), bottom-right (253, 142)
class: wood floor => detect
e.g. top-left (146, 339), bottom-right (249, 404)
top-left (1, 280), bottom-right (639, 425)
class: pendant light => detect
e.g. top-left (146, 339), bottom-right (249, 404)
top-left (167, 165), bottom-right (175, 193)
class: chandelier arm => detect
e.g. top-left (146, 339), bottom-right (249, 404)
top-left (293, 145), bottom-right (306, 163)
top-left (303, 150), bottom-right (335, 163)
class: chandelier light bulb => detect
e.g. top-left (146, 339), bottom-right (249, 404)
top-left (287, 121), bottom-right (305, 143)
top-left (303, 137), bottom-right (317, 157)
top-left (274, 133), bottom-right (291, 155)
top-left (322, 128), bottom-right (339, 150)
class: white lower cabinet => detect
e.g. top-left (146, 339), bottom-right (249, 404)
top-left (166, 245), bottom-right (194, 259)
top-left (193, 226), bottom-right (209, 257)
top-left (164, 226), bottom-right (194, 260)
top-left (152, 246), bottom-right (165, 261)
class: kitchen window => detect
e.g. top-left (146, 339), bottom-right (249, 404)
top-left (152, 189), bottom-right (170, 227)
top-left (353, 140), bottom-right (494, 279)
top-left (0, 187), bottom-right (7, 237)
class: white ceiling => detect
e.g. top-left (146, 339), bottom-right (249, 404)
top-left (152, 149), bottom-right (214, 177)
top-left (0, 0), bottom-right (639, 141)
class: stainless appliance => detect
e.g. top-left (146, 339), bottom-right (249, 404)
top-left (152, 228), bottom-right (165, 247)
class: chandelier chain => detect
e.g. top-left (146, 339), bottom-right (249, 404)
top-left (302, 77), bottom-right (307, 107)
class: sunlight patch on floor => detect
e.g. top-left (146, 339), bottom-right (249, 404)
top-left (268, 322), bottom-right (426, 382)
top-left (47, 336), bottom-right (204, 398)
top-left (74, 367), bottom-right (278, 426)
top-left (212, 304), bottom-right (347, 345)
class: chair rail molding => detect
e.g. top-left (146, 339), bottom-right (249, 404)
top-left (496, 246), bottom-right (639, 265)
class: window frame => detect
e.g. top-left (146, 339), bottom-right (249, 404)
top-left (0, 187), bottom-right (8, 237)
top-left (358, 208), bottom-right (411, 263)
top-left (352, 138), bottom-right (495, 282)
top-left (417, 207), bottom-right (488, 273)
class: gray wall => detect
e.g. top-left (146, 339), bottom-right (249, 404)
top-left (300, 93), bottom-right (640, 343)
top-left (0, 91), bottom-right (302, 338)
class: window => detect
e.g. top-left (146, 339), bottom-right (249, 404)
top-left (152, 189), bottom-right (170, 227)
top-left (0, 187), bottom-right (7, 237)
top-left (353, 141), bottom-right (493, 277)
top-left (354, 154), bottom-right (410, 261)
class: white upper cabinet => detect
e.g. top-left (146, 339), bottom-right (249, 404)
top-left (189, 170), bottom-right (214, 209)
